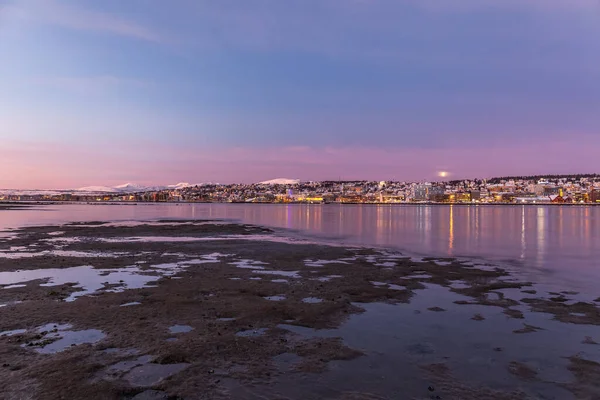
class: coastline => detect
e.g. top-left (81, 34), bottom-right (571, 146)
top-left (0, 220), bottom-right (599, 399)
top-left (2, 200), bottom-right (599, 207)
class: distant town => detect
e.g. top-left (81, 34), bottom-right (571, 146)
top-left (1, 174), bottom-right (600, 205)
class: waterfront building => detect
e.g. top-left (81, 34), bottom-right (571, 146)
top-left (413, 183), bottom-right (432, 201)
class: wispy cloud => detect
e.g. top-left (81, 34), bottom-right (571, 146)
top-left (3, 0), bottom-right (164, 43)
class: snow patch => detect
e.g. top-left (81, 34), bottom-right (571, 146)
top-left (259, 178), bottom-right (300, 185)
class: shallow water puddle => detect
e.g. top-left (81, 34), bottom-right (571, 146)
top-left (106, 355), bottom-right (155, 374)
top-left (169, 325), bottom-right (194, 334)
top-left (0, 253), bottom-right (229, 301)
top-left (0, 328), bottom-right (27, 337)
top-left (0, 250), bottom-right (130, 259)
top-left (180, 253), bottom-right (232, 264)
top-left (230, 259), bottom-right (268, 270)
top-left (120, 302), bottom-right (141, 307)
top-left (253, 270), bottom-right (300, 278)
top-left (236, 328), bottom-right (268, 337)
top-left (302, 297), bottom-right (323, 304)
top-left (264, 295), bottom-right (286, 301)
top-left (448, 280), bottom-right (471, 289)
top-left (371, 281), bottom-right (404, 291)
top-left (0, 301), bottom-right (23, 309)
top-left (3, 284), bottom-right (27, 289)
top-left (0, 265), bottom-right (163, 301)
top-left (36, 323), bottom-right (72, 332)
top-left (9, 246), bottom-right (28, 251)
top-left (315, 274), bottom-right (344, 282)
top-left (401, 274), bottom-right (433, 280)
top-left (374, 262), bottom-right (396, 267)
top-left (23, 323), bottom-right (106, 354)
top-left (304, 259), bottom-right (350, 267)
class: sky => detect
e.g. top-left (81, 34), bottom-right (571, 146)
top-left (1, 0), bottom-right (599, 189)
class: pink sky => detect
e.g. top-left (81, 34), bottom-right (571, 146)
top-left (2, 139), bottom-right (597, 189)
top-left (1, 1), bottom-right (598, 189)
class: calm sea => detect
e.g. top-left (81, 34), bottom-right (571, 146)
top-left (1, 203), bottom-right (599, 292)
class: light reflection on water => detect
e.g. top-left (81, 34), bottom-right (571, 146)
top-left (0, 203), bottom-right (599, 289)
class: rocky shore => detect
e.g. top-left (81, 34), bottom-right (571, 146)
top-left (0, 221), bottom-right (599, 399)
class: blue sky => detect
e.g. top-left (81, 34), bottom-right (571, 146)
top-left (1, 0), bottom-right (599, 188)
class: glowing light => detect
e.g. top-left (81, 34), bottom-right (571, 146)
top-left (438, 171), bottom-right (449, 178)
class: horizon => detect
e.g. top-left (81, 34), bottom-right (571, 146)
top-left (2, 172), bottom-right (600, 193)
top-left (2, 0), bottom-right (599, 189)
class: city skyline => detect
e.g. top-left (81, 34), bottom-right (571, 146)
top-left (1, 0), bottom-right (599, 189)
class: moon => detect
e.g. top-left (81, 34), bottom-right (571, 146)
top-left (438, 171), bottom-right (449, 178)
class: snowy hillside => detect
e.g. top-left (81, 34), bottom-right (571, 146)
top-left (0, 182), bottom-right (206, 196)
top-left (259, 178), bottom-right (300, 185)
top-left (76, 186), bottom-right (119, 193)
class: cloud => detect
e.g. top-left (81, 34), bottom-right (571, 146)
top-left (3, 0), bottom-right (164, 44)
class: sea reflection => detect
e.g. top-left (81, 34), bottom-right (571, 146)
top-left (536, 207), bottom-right (547, 268)
top-left (1, 203), bottom-right (599, 289)
top-left (448, 205), bottom-right (454, 255)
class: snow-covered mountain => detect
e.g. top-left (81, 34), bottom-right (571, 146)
top-left (76, 186), bottom-right (119, 193)
top-left (1, 182), bottom-right (206, 196)
top-left (113, 183), bottom-right (150, 192)
top-left (259, 178), bottom-right (300, 185)
top-left (166, 182), bottom-right (195, 189)
top-left (73, 182), bottom-right (208, 193)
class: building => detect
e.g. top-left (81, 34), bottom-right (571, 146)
top-left (455, 192), bottom-right (472, 202)
top-left (543, 186), bottom-right (560, 196)
top-left (427, 185), bottom-right (445, 201)
top-left (469, 190), bottom-right (481, 201)
top-left (592, 189), bottom-right (600, 203)
top-left (413, 184), bottom-right (432, 201)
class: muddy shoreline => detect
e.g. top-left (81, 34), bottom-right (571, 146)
top-left (1, 221), bottom-right (599, 399)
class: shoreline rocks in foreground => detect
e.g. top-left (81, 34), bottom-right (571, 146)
top-left (0, 220), bottom-right (599, 399)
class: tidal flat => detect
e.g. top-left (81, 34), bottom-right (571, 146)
top-left (0, 220), bottom-right (599, 399)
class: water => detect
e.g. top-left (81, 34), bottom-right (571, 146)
top-left (235, 328), bottom-right (268, 337)
top-left (301, 297), bottom-right (323, 304)
top-left (271, 284), bottom-right (599, 399)
top-left (264, 295), bottom-right (286, 301)
top-left (0, 265), bottom-right (170, 302)
top-left (168, 325), bottom-right (194, 334)
top-left (1, 203), bottom-right (598, 276)
top-left (120, 302), bottom-right (141, 307)
top-left (20, 323), bottom-right (106, 354)
top-left (1, 203), bottom-right (598, 397)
